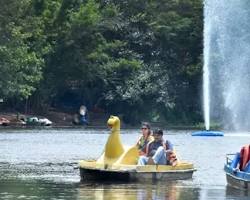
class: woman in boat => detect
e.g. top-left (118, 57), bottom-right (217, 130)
top-left (136, 122), bottom-right (153, 155)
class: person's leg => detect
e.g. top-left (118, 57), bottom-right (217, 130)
top-left (243, 161), bottom-right (250, 172)
top-left (166, 150), bottom-right (171, 165)
top-left (230, 152), bottom-right (240, 169)
top-left (152, 146), bottom-right (166, 165)
top-left (137, 156), bottom-right (149, 165)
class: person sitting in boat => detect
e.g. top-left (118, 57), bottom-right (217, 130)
top-left (230, 144), bottom-right (250, 172)
top-left (137, 129), bottom-right (176, 165)
top-left (136, 122), bottom-right (154, 155)
top-left (137, 129), bottom-right (166, 165)
top-left (155, 130), bottom-right (177, 166)
top-left (240, 144), bottom-right (250, 172)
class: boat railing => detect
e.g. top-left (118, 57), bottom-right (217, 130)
top-left (226, 153), bottom-right (235, 165)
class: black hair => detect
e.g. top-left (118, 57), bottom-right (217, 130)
top-left (141, 122), bottom-right (151, 129)
top-left (153, 129), bottom-right (163, 136)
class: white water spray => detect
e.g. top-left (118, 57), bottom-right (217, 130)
top-left (204, 0), bottom-right (250, 131)
top-left (203, 0), bottom-right (212, 130)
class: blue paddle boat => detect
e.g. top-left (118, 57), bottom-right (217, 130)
top-left (224, 148), bottom-right (250, 190)
top-left (192, 130), bottom-right (224, 137)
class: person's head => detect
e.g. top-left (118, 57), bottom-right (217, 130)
top-left (153, 129), bottom-right (163, 142)
top-left (141, 122), bottom-right (151, 137)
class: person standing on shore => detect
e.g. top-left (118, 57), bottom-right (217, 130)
top-left (79, 105), bottom-right (89, 125)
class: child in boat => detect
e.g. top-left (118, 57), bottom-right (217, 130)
top-left (164, 137), bottom-right (178, 166)
top-left (136, 122), bottom-right (154, 155)
top-left (137, 129), bottom-right (177, 166)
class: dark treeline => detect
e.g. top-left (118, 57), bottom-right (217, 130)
top-left (0, 0), bottom-right (203, 125)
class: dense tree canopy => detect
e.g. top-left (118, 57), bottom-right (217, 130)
top-left (0, 0), bottom-right (203, 124)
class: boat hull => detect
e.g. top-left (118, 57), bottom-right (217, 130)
top-left (226, 173), bottom-right (250, 190)
top-left (79, 161), bottom-right (195, 182)
top-left (80, 168), bottom-right (195, 182)
top-left (224, 164), bottom-right (250, 190)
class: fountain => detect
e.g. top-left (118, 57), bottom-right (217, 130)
top-left (192, 0), bottom-right (233, 136)
top-left (207, 0), bottom-right (250, 131)
top-left (205, 0), bottom-right (250, 131)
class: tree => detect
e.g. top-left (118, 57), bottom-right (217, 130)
top-left (0, 0), bottom-right (45, 100)
top-left (100, 0), bottom-right (203, 123)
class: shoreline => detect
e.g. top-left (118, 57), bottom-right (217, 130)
top-left (0, 111), bottom-right (209, 130)
top-left (0, 124), bottom-right (205, 131)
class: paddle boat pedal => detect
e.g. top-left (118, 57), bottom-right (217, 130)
top-left (79, 116), bottom-right (196, 182)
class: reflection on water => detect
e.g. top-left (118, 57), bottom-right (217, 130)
top-left (3, 179), bottom-right (250, 200)
top-left (0, 179), bottom-right (200, 200)
top-left (0, 179), bottom-right (78, 200)
top-left (226, 185), bottom-right (249, 200)
top-left (0, 129), bottom-right (250, 199)
top-left (77, 182), bottom-right (191, 200)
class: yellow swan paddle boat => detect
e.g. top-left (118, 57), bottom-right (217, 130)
top-left (79, 116), bottom-right (195, 182)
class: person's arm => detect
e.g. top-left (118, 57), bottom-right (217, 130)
top-left (161, 139), bottom-right (166, 150)
top-left (139, 150), bottom-right (146, 156)
top-left (145, 143), bottom-right (149, 157)
top-left (166, 140), bottom-right (174, 151)
top-left (137, 135), bottom-right (146, 155)
top-left (136, 135), bottom-right (142, 146)
top-left (145, 141), bottom-right (153, 157)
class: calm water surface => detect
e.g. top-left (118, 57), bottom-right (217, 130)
top-left (0, 129), bottom-right (249, 199)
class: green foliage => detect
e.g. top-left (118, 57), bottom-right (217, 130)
top-left (0, 0), bottom-right (204, 124)
top-left (0, 45), bottom-right (43, 98)
top-left (0, 0), bottom-right (44, 99)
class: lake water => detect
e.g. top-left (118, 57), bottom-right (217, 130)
top-left (0, 129), bottom-right (249, 199)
